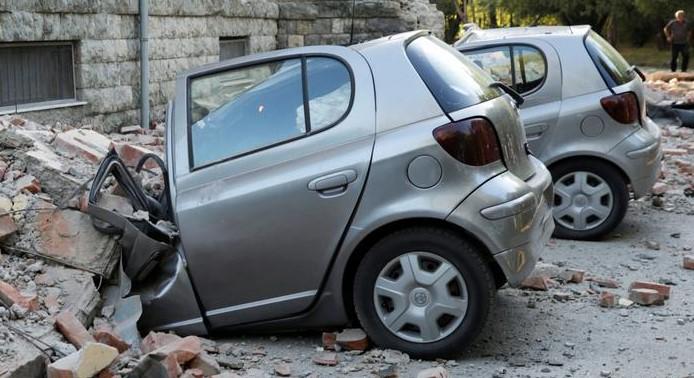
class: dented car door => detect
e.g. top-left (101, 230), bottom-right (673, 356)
top-left (169, 47), bottom-right (376, 328)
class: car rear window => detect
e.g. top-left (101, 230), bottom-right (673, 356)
top-left (406, 36), bottom-right (502, 113)
top-left (584, 31), bottom-right (635, 87)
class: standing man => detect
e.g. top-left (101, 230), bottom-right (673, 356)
top-left (664, 10), bottom-right (692, 72)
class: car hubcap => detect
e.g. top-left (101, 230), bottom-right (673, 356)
top-left (553, 171), bottom-right (613, 231)
top-left (373, 252), bottom-right (468, 343)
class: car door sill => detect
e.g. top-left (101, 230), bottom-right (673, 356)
top-left (206, 290), bottom-right (318, 323)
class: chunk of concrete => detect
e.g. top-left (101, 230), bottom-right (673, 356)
top-left (47, 342), bottom-right (118, 378)
top-left (54, 129), bottom-right (112, 164)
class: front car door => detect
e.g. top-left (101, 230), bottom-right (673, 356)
top-left (460, 41), bottom-right (561, 156)
top-left (169, 46), bottom-right (376, 328)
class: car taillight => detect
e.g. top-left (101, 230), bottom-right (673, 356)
top-left (600, 92), bottom-right (640, 124)
top-left (432, 117), bottom-right (502, 166)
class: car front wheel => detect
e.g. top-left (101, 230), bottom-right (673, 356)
top-left (550, 159), bottom-right (628, 240)
top-left (353, 227), bottom-right (495, 359)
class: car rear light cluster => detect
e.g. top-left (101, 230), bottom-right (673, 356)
top-left (600, 92), bottom-right (640, 124)
top-left (433, 117), bottom-right (503, 166)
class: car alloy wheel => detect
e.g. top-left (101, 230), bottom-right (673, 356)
top-left (373, 252), bottom-right (468, 343)
top-left (553, 171), bottom-right (614, 231)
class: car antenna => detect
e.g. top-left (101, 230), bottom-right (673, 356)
top-left (349, 0), bottom-right (356, 45)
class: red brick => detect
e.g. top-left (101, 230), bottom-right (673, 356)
top-left (15, 174), bottom-right (41, 193)
top-left (141, 331), bottom-right (182, 354)
top-left (336, 328), bottom-right (369, 351)
top-left (189, 352), bottom-right (221, 376)
top-left (629, 288), bottom-right (664, 306)
top-left (598, 291), bottom-right (617, 308)
top-left (55, 311), bottom-right (96, 348)
top-left (93, 329), bottom-right (129, 353)
top-left (561, 269), bottom-right (586, 283)
top-left (150, 336), bottom-right (201, 365)
top-left (312, 352), bottom-right (338, 366)
top-left (0, 280), bottom-right (38, 311)
top-left (110, 142), bottom-right (157, 169)
top-left (520, 275), bottom-right (554, 291)
top-left (0, 212), bottom-right (18, 241)
top-left (629, 281), bottom-right (671, 300)
top-left (321, 332), bottom-right (336, 350)
top-left (684, 256), bottom-right (694, 270)
top-left (589, 277), bottom-right (620, 288)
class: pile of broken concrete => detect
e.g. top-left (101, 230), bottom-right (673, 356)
top-left (0, 114), bottom-right (176, 377)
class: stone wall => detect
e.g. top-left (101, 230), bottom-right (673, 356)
top-left (0, 0), bottom-right (442, 132)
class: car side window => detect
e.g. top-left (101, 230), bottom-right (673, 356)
top-left (464, 46), bottom-right (513, 87)
top-left (189, 57), bottom-right (352, 168)
top-left (512, 46), bottom-right (546, 94)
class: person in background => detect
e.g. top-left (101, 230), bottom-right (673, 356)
top-left (664, 10), bottom-right (692, 72)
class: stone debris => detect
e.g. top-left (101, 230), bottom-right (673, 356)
top-left (683, 255), bottom-right (694, 270)
top-left (588, 277), bottom-right (620, 289)
top-left (629, 281), bottom-right (672, 300)
top-left (312, 352), bottom-right (338, 366)
top-left (417, 366), bottom-right (449, 378)
top-left (55, 311), bottom-right (96, 348)
top-left (520, 275), bottom-right (556, 291)
top-left (321, 331), bottom-right (337, 350)
top-left (47, 342), bottom-right (118, 378)
top-left (628, 288), bottom-right (665, 306)
top-left (335, 328), bottom-right (369, 351)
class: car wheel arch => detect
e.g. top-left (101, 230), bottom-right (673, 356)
top-left (547, 155), bottom-right (631, 187)
top-left (340, 217), bottom-right (505, 323)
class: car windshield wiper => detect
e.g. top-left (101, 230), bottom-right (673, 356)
top-left (490, 81), bottom-right (525, 106)
top-left (628, 65), bottom-right (646, 81)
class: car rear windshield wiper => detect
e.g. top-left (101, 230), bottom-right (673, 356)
top-left (628, 65), bottom-right (646, 81)
top-left (490, 81), bottom-right (525, 106)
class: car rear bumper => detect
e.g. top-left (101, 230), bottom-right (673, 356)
top-left (612, 116), bottom-right (663, 198)
top-left (446, 155), bottom-right (554, 287)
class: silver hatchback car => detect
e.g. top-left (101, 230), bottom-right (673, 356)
top-left (89, 31), bottom-right (553, 358)
top-left (456, 26), bottom-right (662, 240)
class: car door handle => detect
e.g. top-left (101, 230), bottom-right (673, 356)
top-left (308, 170), bottom-right (358, 192)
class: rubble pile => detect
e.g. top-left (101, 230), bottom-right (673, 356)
top-left (643, 71), bottom-right (694, 215)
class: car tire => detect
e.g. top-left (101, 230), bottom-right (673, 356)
top-left (353, 227), bottom-right (495, 359)
top-left (550, 159), bottom-right (629, 240)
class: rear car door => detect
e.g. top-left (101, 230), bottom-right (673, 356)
top-left (169, 47), bottom-right (376, 328)
top-left (460, 42), bottom-right (561, 155)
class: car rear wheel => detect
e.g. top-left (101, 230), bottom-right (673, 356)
top-left (353, 227), bottom-right (495, 359)
top-left (550, 160), bottom-right (628, 240)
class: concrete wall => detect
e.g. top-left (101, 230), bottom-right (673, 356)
top-left (0, 0), bottom-right (443, 132)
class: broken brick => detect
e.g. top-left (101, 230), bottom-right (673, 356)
top-left (599, 291), bottom-right (617, 308)
top-left (629, 281), bottom-right (671, 300)
top-left (141, 331), bottom-right (182, 354)
top-left (683, 255), bottom-right (694, 270)
top-left (110, 142), bottom-right (157, 169)
top-left (417, 366), bottom-right (449, 378)
top-left (54, 129), bottom-right (112, 164)
top-left (181, 368), bottom-right (205, 378)
top-left (560, 269), bottom-right (586, 283)
top-left (47, 342), bottom-right (118, 378)
top-left (150, 335), bottom-right (202, 365)
top-left (520, 275), bottom-right (554, 291)
top-left (0, 280), bottom-right (38, 312)
top-left (14, 174), bottom-right (41, 193)
top-left (322, 332), bottom-right (337, 350)
top-left (0, 211), bottom-right (18, 240)
top-left (336, 328), bottom-right (369, 351)
top-left (629, 288), bottom-right (665, 306)
top-left (55, 311), bottom-right (96, 348)
top-left (93, 329), bottom-right (129, 353)
top-left (312, 352), bottom-right (338, 366)
top-left (189, 351), bottom-right (221, 376)
top-left (589, 277), bottom-right (620, 288)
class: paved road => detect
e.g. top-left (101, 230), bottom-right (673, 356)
top-left (214, 203), bottom-right (694, 377)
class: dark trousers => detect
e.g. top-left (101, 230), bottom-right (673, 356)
top-left (671, 43), bottom-right (689, 72)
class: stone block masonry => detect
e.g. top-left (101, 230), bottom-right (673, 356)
top-left (0, 0), bottom-right (442, 132)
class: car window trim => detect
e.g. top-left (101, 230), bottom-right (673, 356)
top-left (458, 42), bottom-right (548, 97)
top-left (185, 53), bottom-right (356, 172)
top-left (583, 31), bottom-right (635, 91)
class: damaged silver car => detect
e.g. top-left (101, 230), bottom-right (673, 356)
top-left (88, 31), bottom-right (554, 358)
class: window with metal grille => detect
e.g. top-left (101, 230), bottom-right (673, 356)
top-left (219, 38), bottom-right (248, 61)
top-left (0, 42), bottom-right (76, 108)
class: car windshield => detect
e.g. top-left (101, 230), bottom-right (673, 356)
top-left (584, 30), bottom-right (635, 87)
top-left (406, 35), bottom-right (502, 114)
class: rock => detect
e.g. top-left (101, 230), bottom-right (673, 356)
top-left (599, 291), bottom-right (617, 308)
top-left (189, 351), bottom-right (221, 376)
top-left (54, 129), bottom-right (112, 163)
top-left (336, 328), bottom-right (369, 351)
top-left (274, 363), bottom-right (292, 377)
top-left (14, 174), bottom-right (41, 194)
top-left (141, 331), bottom-right (182, 354)
top-left (417, 366), bottom-right (449, 378)
top-left (47, 342), bottom-right (118, 378)
top-left (0, 211), bottom-right (18, 240)
top-left (683, 255), bottom-right (694, 270)
top-left (0, 280), bottom-right (38, 311)
top-left (651, 182), bottom-right (668, 195)
top-left (520, 275), bottom-right (554, 291)
top-left (628, 288), bottom-right (665, 306)
top-left (216, 355), bottom-right (244, 370)
top-left (375, 364), bottom-right (398, 377)
top-left (560, 269), bottom-right (585, 283)
top-left (553, 292), bottom-right (571, 302)
top-left (383, 349), bottom-right (410, 364)
top-left (629, 281), bottom-right (671, 299)
top-left (645, 240), bottom-right (661, 250)
top-left (589, 277), bottom-right (620, 288)
top-left (181, 368), bottom-right (205, 378)
top-left (618, 298), bottom-right (634, 308)
top-left (129, 353), bottom-right (182, 378)
top-left (55, 311), bottom-right (96, 348)
top-left (322, 331), bottom-right (337, 350)
top-left (312, 352), bottom-right (338, 366)
top-left (93, 329), bottom-right (129, 353)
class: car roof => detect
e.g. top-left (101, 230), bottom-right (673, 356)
top-left (454, 25), bottom-right (591, 46)
top-left (350, 30), bottom-right (427, 53)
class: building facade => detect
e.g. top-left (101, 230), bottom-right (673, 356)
top-left (0, 0), bottom-right (443, 132)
